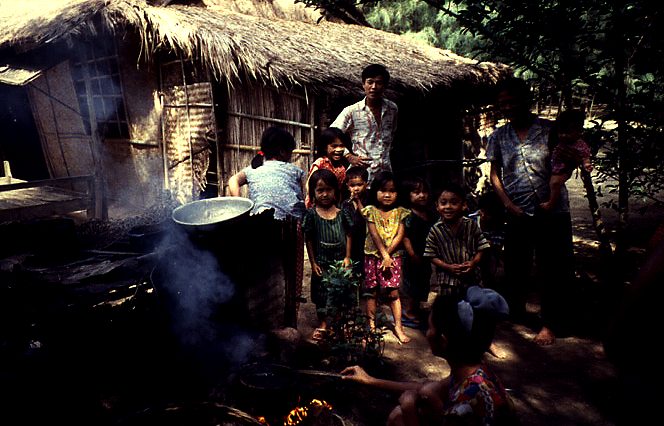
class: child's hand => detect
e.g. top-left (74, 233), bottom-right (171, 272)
top-left (381, 256), bottom-right (395, 270)
top-left (343, 257), bottom-right (352, 269)
top-left (539, 201), bottom-right (554, 211)
top-left (459, 261), bottom-right (474, 274)
top-left (447, 263), bottom-right (465, 275)
top-left (311, 262), bottom-right (323, 277)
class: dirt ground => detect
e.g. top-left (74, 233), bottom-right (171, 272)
top-left (297, 173), bottom-right (661, 426)
top-left (0, 172), bottom-right (660, 425)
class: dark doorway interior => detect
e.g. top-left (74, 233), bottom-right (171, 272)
top-left (0, 85), bottom-right (49, 180)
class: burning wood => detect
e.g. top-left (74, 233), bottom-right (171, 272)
top-left (285, 399), bottom-right (333, 426)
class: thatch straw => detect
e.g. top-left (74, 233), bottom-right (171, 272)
top-left (0, 0), bottom-right (509, 95)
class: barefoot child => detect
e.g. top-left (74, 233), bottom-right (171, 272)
top-left (305, 127), bottom-right (350, 208)
top-left (303, 169), bottom-right (353, 340)
top-left (400, 176), bottom-right (435, 326)
top-left (362, 171), bottom-right (411, 343)
top-left (540, 109), bottom-right (593, 211)
top-left (424, 183), bottom-right (490, 297)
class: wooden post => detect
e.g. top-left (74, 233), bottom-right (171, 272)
top-left (3, 161), bottom-right (11, 181)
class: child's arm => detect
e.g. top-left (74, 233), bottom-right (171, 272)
top-left (460, 248), bottom-right (486, 275)
top-left (367, 222), bottom-right (394, 270)
top-left (403, 236), bottom-right (417, 259)
top-left (344, 234), bottom-right (352, 268)
top-left (540, 173), bottom-right (568, 211)
top-left (305, 238), bottom-right (323, 277)
top-left (430, 257), bottom-right (465, 276)
top-left (386, 222), bottom-right (406, 255)
top-left (227, 170), bottom-right (247, 196)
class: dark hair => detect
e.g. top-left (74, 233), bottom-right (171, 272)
top-left (437, 182), bottom-right (466, 201)
top-left (317, 127), bottom-right (351, 159)
top-left (251, 126), bottom-right (296, 168)
top-left (361, 64), bottom-right (390, 84)
top-left (430, 294), bottom-right (497, 364)
top-left (345, 166), bottom-right (368, 183)
top-left (308, 169), bottom-right (340, 204)
top-left (368, 171), bottom-right (399, 207)
top-left (557, 109), bottom-right (585, 132)
top-left (400, 176), bottom-right (430, 207)
top-left (495, 77), bottom-right (533, 105)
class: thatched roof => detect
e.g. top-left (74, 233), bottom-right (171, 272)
top-left (0, 0), bottom-right (508, 96)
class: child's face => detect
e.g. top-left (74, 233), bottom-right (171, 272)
top-left (377, 180), bottom-right (398, 209)
top-left (436, 191), bottom-right (466, 223)
top-left (409, 185), bottom-right (429, 208)
top-left (347, 176), bottom-right (367, 199)
top-left (314, 179), bottom-right (336, 207)
top-left (326, 138), bottom-right (346, 162)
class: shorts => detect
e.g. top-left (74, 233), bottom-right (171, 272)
top-left (364, 255), bottom-right (402, 290)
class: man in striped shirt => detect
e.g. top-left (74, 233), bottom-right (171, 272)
top-left (424, 183), bottom-right (490, 296)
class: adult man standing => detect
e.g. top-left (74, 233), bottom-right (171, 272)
top-left (486, 77), bottom-right (575, 346)
top-left (331, 64), bottom-right (398, 182)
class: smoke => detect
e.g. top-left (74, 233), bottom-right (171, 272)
top-left (156, 223), bottom-right (261, 368)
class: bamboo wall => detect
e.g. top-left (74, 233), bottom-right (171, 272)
top-left (220, 83), bottom-right (314, 195)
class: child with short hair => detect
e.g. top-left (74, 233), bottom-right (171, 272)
top-left (362, 171), bottom-right (411, 343)
top-left (305, 127), bottom-right (351, 208)
top-left (540, 109), bottom-right (593, 211)
top-left (342, 166), bottom-right (370, 280)
top-left (424, 183), bottom-right (490, 297)
top-left (303, 169), bottom-right (353, 340)
top-left (400, 176), bottom-right (435, 326)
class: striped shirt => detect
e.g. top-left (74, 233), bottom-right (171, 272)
top-left (302, 208), bottom-right (353, 265)
top-left (424, 217), bottom-right (490, 289)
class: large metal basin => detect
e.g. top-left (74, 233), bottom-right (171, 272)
top-left (171, 196), bottom-right (254, 233)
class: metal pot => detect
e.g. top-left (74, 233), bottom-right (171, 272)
top-left (171, 196), bottom-right (254, 234)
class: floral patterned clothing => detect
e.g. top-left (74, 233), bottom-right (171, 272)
top-left (444, 366), bottom-right (513, 426)
top-left (305, 157), bottom-right (347, 208)
top-left (243, 160), bottom-right (305, 220)
top-left (361, 205), bottom-right (410, 257)
top-left (551, 138), bottom-right (592, 175)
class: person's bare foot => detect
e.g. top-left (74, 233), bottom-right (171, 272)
top-left (394, 327), bottom-right (411, 344)
top-left (487, 342), bottom-right (506, 358)
top-left (534, 327), bottom-right (555, 346)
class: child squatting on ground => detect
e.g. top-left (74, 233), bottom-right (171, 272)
top-left (424, 183), bottom-right (490, 298)
top-left (540, 109), bottom-right (593, 211)
top-left (400, 176), bottom-right (435, 326)
top-left (302, 169), bottom-right (353, 341)
top-left (361, 171), bottom-right (411, 344)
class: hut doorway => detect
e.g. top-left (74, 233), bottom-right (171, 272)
top-left (0, 85), bottom-right (48, 181)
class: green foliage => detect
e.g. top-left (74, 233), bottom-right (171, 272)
top-left (318, 261), bottom-right (384, 363)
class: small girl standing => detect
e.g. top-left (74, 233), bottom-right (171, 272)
top-left (362, 171), bottom-right (411, 344)
top-left (305, 127), bottom-right (351, 208)
top-left (303, 169), bottom-right (353, 339)
top-left (400, 176), bottom-right (435, 326)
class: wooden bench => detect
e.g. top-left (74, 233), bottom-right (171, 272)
top-left (0, 161), bottom-right (101, 222)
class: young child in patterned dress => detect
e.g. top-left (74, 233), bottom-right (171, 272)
top-left (305, 127), bottom-right (350, 208)
top-left (362, 171), bottom-right (411, 344)
top-left (303, 169), bottom-right (353, 340)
